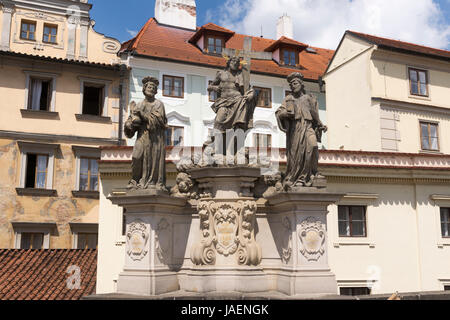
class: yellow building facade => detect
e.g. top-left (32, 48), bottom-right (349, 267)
top-left (0, 0), bottom-right (127, 249)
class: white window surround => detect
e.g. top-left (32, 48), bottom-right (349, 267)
top-left (337, 280), bottom-right (378, 291)
top-left (72, 146), bottom-right (101, 192)
top-left (430, 195), bottom-right (450, 248)
top-left (78, 76), bottom-right (112, 117)
top-left (332, 193), bottom-right (379, 248)
top-left (251, 120), bottom-right (277, 147)
top-left (23, 70), bottom-right (59, 112)
top-left (12, 222), bottom-right (57, 249)
top-left (69, 222), bottom-right (98, 249)
top-left (17, 141), bottom-right (59, 190)
top-left (167, 111), bottom-right (191, 147)
top-left (439, 279), bottom-right (450, 290)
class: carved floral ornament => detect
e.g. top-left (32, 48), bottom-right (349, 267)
top-left (191, 200), bottom-right (261, 266)
top-left (281, 216), bottom-right (292, 264)
top-left (126, 220), bottom-right (149, 261)
top-left (298, 217), bottom-right (326, 262)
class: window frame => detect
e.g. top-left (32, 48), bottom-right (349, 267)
top-left (204, 35), bottom-right (225, 55)
top-left (253, 133), bottom-right (272, 148)
top-left (12, 222), bottom-right (56, 249)
top-left (408, 67), bottom-right (429, 97)
top-left (338, 205), bottom-right (367, 238)
top-left (419, 120), bottom-right (440, 152)
top-left (20, 19), bottom-right (36, 41)
top-left (441, 208), bottom-right (450, 238)
top-left (25, 153), bottom-right (49, 189)
top-left (280, 47), bottom-right (299, 67)
top-left (162, 75), bottom-right (185, 99)
top-left (166, 125), bottom-right (185, 147)
top-left (208, 80), bottom-right (218, 102)
top-left (24, 71), bottom-right (58, 112)
top-left (42, 23), bottom-right (58, 44)
top-left (339, 287), bottom-right (371, 296)
top-left (78, 77), bottom-right (111, 118)
top-left (69, 223), bottom-right (98, 249)
top-left (17, 141), bottom-right (59, 191)
top-left (253, 86), bottom-right (272, 109)
top-left (72, 146), bottom-right (101, 197)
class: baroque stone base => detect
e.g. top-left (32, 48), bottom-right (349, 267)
top-left (117, 269), bottom-right (179, 296)
top-left (276, 268), bottom-right (337, 296)
top-left (179, 267), bottom-right (269, 293)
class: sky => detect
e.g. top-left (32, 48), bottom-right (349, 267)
top-left (90, 0), bottom-right (450, 50)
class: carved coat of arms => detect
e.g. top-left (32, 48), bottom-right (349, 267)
top-left (126, 220), bottom-right (149, 261)
top-left (298, 217), bottom-right (326, 261)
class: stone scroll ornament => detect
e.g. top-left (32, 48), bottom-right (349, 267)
top-left (298, 217), bottom-right (326, 262)
top-left (126, 220), bottom-right (149, 261)
top-left (191, 200), bottom-right (261, 266)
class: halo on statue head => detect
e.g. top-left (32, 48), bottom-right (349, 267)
top-left (222, 50), bottom-right (246, 66)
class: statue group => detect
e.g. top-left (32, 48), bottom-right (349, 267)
top-left (125, 55), bottom-right (327, 193)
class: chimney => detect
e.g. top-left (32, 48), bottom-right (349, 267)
top-left (155, 0), bottom-right (197, 30)
top-left (277, 14), bottom-right (293, 39)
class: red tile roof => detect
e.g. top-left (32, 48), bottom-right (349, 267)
top-left (189, 22), bottom-right (235, 43)
top-left (121, 18), bottom-right (334, 81)
top-left (0, 249), bottom-right (97, 300)
top-left (347, 30), bottom-right (450, 60)
top-left (264, 36), bottom-right (308, 52)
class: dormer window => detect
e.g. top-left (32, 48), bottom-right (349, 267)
top-left (20, 20), bottom-right (36, 41)
top-left (206, 36), bottom-right (224, 55)
top-left (43, 24), bottom-right (58, 44)
top-left (282, 49), bottom-right (297, 66)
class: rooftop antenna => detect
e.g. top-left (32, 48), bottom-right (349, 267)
top-left (260, 25), bottom-right (263, 38)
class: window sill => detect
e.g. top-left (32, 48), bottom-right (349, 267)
top-left (72, 190), bottom-right (100, 199)
top-left (75, 114), bottom-right (111, 123)
top-left (21, 109), bottom-right (59, 119)
top-left (408, 94), bottom-right (431, 101)
top-left (333, 239), bottom-right (375, 248)
top-left (419, 150), bottom-right (442, 155)
top-left (16, 188), bottom-right (57, 197)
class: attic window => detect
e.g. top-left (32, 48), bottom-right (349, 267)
top-left (205, 36), bottom-right (224, 54)
top-left (281, 48), bottom-right (298, 66)
top-left (306, 47), bottom-right (317, 54)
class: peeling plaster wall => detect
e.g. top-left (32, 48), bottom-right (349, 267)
top-left (0, 138), bottom-right (99, 249)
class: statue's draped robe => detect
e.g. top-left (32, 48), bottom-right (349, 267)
top-left (210, 70), bottom-right (256, 132)
top-left (276, 94), bottom-right (322, 187)
top-left (124, 99), bottom-right (167, 189)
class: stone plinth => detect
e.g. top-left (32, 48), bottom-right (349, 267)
top-left (180, 166), bottom-right (268, 293)
top-left (108, 189), bottom-right (191, 296)
top-left (265, 189), bottom-right (344, 295)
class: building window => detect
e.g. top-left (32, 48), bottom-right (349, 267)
top-left (25, 154), bottom-right (48, 189)
top-left (409, 68), bottom-right (428, 96)
top-left (79, 158), bottom-right (99, 191)
top-left (208, 80), bottom-right (218, 102)
top-left (43, 24), bottom-right (58, 44)
top-left (254, 87), bottom-right (272, 108)
top-left (253, 133), bottom-right (272, 148)
top-left (338, 205), bottom-right (367, 237)
top-left (340, 287), bottom-right (371, 296)
top-left (20, 20), bottom-right (36, 41)
top-left (444, 285), bottom-right (450, 291)
top-left (77, 233), bottom-right (98, 249)
top-left (166, 126), bottom-right (184, 146)
top-left (441, 208), bottom-right (450, 238)
top-left (420, 121), bottom-right (439, 151)
top-left (281, 49), bottom-right (297, 66)
top-left (28, 77), bottom-right (52, 111)
top-left (82, 84), bottom-right (105, 116)
top-left (163, 75), bottom-right (184, 98)
top-left (20, 233), bottom-right (44, 249)
top-left (206, 36), bottom-right (224, 54)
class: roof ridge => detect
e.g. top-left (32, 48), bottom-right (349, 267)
top-left (131, 17), bottom-right (156, 51)
top-left (347, 30), bottom-right (450, 54)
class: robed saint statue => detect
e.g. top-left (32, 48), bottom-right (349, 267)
top-left (124, 76), bottom-right (168, 191)
top-left (276, 72), bottom-right (327, 189)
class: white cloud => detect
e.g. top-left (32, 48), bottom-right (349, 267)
top-left (212, 0), bottom-right (450, 50)
top-left (126, 29), bottom-right (138, 37)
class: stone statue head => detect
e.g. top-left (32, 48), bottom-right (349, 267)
top-left (176, 172), bottom-right (193, 193)
top-left (226, 56), bottom-right (241, 72)
top-left (142, 76), bottom-right (159, 98)
top-left (287, 72), bottom-right (305, 95)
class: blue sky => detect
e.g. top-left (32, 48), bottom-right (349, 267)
top-left (90, 0), bottom-right (450, 50)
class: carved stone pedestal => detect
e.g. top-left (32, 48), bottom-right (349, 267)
top-left (180, 167), bottom-right (268, 293)
top-left (266, 190), bottom-right (344, 295)
top-left (108, 189), bottom-right (190, 296)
